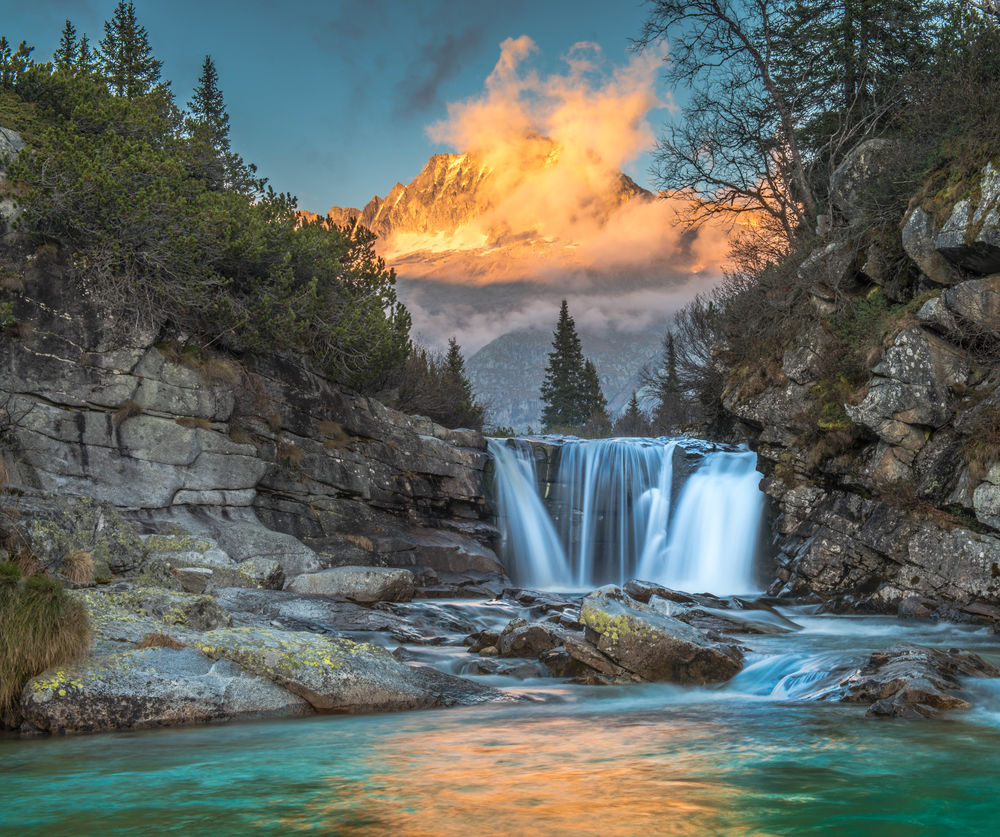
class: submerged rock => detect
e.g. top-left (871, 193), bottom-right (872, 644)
top-left (579, 586), bottom-right (743, 684)
top-left (21, 647), bottom-right (312, 734)
top-left (840, 642), bottom-right (999, 719)
top-left (285, 566), bottom-right (415, 602)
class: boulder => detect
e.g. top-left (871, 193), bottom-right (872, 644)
top-left (20, 647), bottom-right (312, 734)
top-left (902, 207), bottom-right (959, 285)
top-left (840, 642), bottom-right (999, 718)
top-left (193, 626), bottom-right (494, 712)
top-left (285, 566), bottom-right (414, 602)
top-left (973, 464), bottom-right (1000, 531)
top-left (829, 139), bottom-right (898, 223)
top-left (579, 586), bottom-right (743, 684)
top-left (497, 619), bottom-right (573, 658)
top-left (943, 275), bottom-right (1000, 340)
top-left (936, 162), bottom-right (1000, 275)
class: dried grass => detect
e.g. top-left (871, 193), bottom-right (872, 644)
top-left (0, 565), bottom-right (92, 725)
top-left (134, 632), bottom-right (185, 650)
top-left (61, 550), bottom-right (95, 586)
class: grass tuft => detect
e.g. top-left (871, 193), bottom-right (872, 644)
top-left (0, 563), bottom-right (92, 726)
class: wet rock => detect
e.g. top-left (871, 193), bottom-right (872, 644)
top-left (498, 619), bottom-right (573, 658)
top-left (622, 579), bottom-right (698, 606)
top-left (285, 566), bottom-right (414, 603)
top-left (20, 647), bottom-right (312, 734)
top-left (840, 642), bottom-right (999, 718)
top-left (468, 630), bottom-right (501, 653)
top-left (579, 586), bottom-right (743, 684)
top-left (192, 626), bottom-right (493, 712)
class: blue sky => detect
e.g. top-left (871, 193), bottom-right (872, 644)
top-left (2, 0), bottom-right (668, 211)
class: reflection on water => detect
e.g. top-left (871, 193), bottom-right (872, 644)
top-left (298, 715), bottom-right (735, 836)
top-left (5, 606), bottom-right (1000, 836)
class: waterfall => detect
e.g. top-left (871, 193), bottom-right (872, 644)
top-left (488, 438), bottom-right (571, 587)
top-left (488, 436), bottom-right (765, 595)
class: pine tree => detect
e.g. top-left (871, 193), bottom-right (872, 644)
top-left (443, 337), bottom-right (484, 428)
top-left (613, 392), bottom-right (648, 437)
top-left (582, 359), bottom-right (608, 420)
top-left (77, 34), bottom-right (95, 73)
top-left (540, 301), bottom-right (587, 430)
top-left (98, 0), bottom-right (163, 98)
top-left (189, 55), bottom-right (230, 154)
top-left (0, 39), bottom-right (33, 88)
top-left (187, 55), bottom-right (231, 189)
top-left (53, 20), bottom-right (77, 70)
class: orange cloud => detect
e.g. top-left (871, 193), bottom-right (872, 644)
top-left (379, 35), bottom-right (732, 286)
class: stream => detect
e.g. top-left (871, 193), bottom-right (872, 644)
top-left (4, 436), bottom-right (1000, 834)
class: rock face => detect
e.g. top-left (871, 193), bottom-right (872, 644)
top-left (579, 586), bottom-right (743, 684)
top-left (724, 159), bottom-right (1000, 620)
top-left (0, 248), bottom-right (501, 588)
top-left (319, 146), bottom-right (650, 245)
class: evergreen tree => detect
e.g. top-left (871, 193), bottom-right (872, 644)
top-left (540, 300), bottom-right (590, 431)
top-left (53, 20), bottom-right (77, 70)
top-left (77, 34), bottom-right (95, 73)
top-left (98, 1), bottom-right (163, 98)
top-left (187, 55), bottom-right (231, 189)
top-left (443, 337), bottom-right (484, 428)
top-left (582, 358), bottom-right (608, 420)
top-left (613, 392), bottom-right (649, 437)
top-left (0, 39), bottom-right (33, 88)
top-left (189, 55), bottom-right (230, 154)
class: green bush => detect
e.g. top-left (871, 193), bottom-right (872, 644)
top-left (5, 68), bottom-right (410, 390)
top-left (0, 562), bottom-right (91, 726)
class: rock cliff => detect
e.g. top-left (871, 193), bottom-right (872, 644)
top-left (723, 144), bottom-right (1000, 623)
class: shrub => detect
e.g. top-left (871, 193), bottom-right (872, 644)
top-left (6, 69), bottom-right (411, 391)
top-left (0, 563), bottom-right (91, 726)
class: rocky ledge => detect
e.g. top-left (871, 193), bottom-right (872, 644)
top-left (724, 143), bottom-right (1000, 623)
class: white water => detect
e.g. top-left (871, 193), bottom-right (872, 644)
top-left (488, 438), bottom-right (571, 587)
top-left (488, 436), bottom-right (766, 594)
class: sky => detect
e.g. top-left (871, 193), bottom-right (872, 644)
top-left (1, 0), bottom-right (668, 212)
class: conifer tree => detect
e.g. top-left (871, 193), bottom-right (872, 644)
top-left (0, 39), bottom-right (33, 88)
top-left (540, 300), bottom-right (606, 432)
top-left (582, 358), bottom-right (608, 421)
top-left (77, 34), bottom-right (95, 73)
top-left (613, 392), bottom-right (648, 437)
top-left (444, 337), bottom-right (484, 428)
top-left (99, 1), bottom-right (163, 98)
top-left (53, 20), bottom-right (77, 70)
top-left (187, 55), bottom-right (231, 189)
top-left (189, 55), bottom-right (230, 154)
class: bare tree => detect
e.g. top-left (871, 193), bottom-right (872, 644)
top-left (635, 0), bottom-right (942, 248)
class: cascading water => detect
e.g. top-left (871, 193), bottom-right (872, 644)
top-left (488, 436), bottom-right (766, 594)
top-left (487, 438), bottom-right (571, 587)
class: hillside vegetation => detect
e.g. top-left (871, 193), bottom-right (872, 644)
top-left (0, 4), bottom-right (482, 429)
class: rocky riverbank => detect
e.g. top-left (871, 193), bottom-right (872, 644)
top-left (721, 144), bottom-right (1000, 624)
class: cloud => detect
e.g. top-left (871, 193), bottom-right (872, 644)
top-left (384, 35), bottom-right (730, 282)
top-left (396, 27), bottom-right (486, 115)
top-left (382, 34), bottom-right (735, 352)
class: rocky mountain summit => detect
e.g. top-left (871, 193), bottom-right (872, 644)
top-left (723, 142), bottom-right (1000, 623)
top-left (312, 142), bottom-right (650, 246)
